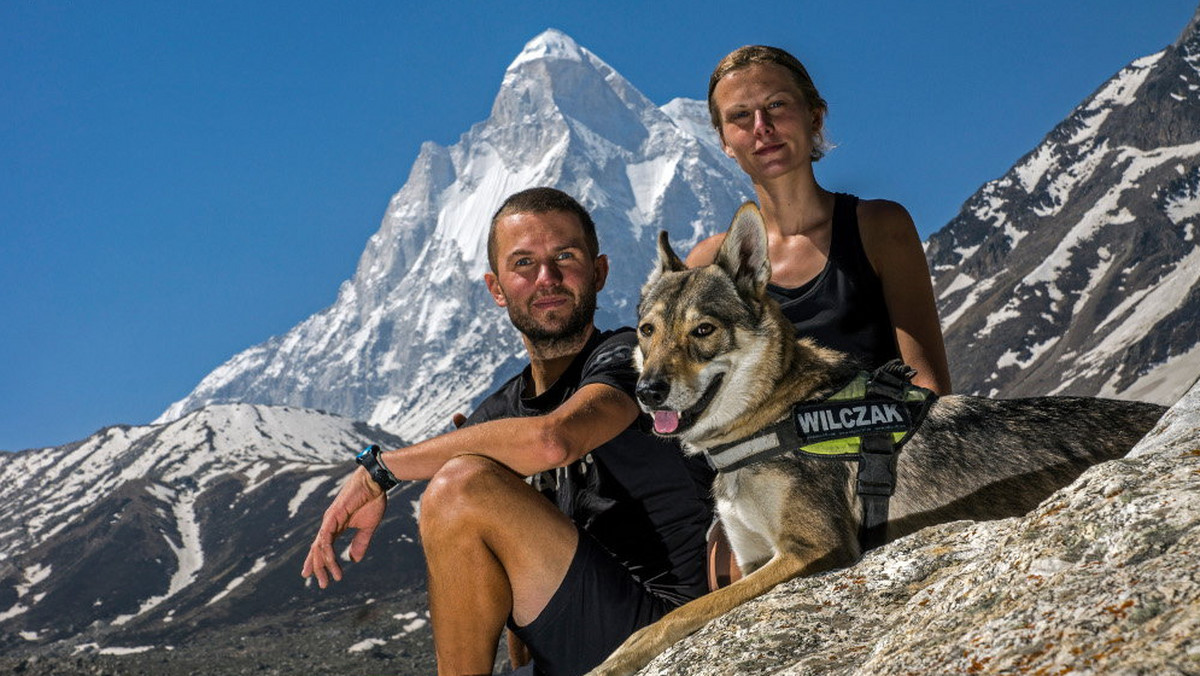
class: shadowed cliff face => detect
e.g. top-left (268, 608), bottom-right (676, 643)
top-left (633, 382), bottom-right (1200, 676)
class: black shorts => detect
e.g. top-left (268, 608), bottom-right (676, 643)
top-left (507, 531), bottom-right (682, 676)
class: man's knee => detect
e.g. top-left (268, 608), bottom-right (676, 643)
top-left (419, 454), bottom-right (519, 534)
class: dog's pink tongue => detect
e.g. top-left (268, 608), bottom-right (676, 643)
top-left (653, 410), bottom-right (680, 434)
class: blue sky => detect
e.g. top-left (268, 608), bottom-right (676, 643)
top-left (2, 1), bottom-right (1196, 451)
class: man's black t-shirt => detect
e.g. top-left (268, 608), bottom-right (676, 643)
top-left (464, 327), bottom-right (714, 604)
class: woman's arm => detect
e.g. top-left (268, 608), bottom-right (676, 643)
top-left (858, 200), bottom-right (953, 394)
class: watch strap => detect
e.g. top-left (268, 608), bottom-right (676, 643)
top-left (356, 445), bottom-right (399, 491)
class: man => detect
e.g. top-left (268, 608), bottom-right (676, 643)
top-left (302, 187), bottom-right (713, 675)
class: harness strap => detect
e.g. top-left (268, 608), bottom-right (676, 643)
top-left (856, 360), bottom-right (915, 549)
top-left (856, 432), bottom-right (899, 550)
top-left (702, 360), bottom-right (936, 550)
top-left (710, 428), bottom-right (795, 472)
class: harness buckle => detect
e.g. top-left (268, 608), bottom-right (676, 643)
top-left (856, 433), bottom-right (897, 497)
top-left (867, 359), bottom-right (917, 401)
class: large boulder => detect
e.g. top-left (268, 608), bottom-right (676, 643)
top-left (639, 384), bottom-right (1200, 675)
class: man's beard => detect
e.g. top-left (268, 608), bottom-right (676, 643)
top-left (508, 288), bottom-right (597, 357)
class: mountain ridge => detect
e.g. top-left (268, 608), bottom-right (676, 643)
top-left (4, 18), bottom-right (1200, 674)
top-left (927, 16), bottom-right (1200, 403)
top-left (155, 29), bottom-right (753, 443)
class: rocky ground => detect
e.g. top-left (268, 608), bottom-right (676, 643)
top-left (636, 382), bottom-right (1200, 675)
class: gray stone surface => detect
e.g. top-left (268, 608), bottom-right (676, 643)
top-left (638, 383), bottom-right (1200, 675)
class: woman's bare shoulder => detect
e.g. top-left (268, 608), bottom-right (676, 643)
top-left (857, 198), bottom-right (914, 229)
top-left (685, 232), bottom-right (727, 267)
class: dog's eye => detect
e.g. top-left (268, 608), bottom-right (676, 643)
top-left (692, 323), bottom-right (715, 337)
top-left (639, 323), bottom-right (655, 337)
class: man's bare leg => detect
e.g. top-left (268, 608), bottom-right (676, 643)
top-left (419, 454), bottom-right (579, 675)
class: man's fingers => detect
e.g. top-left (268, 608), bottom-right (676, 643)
top-left (302, 534), bottom-right (345, 589)
top-left (349, 526), bottom-right (376, 562)
top-left (313, 553), bottom-right (341, 588)
top-left (302, 476), bottom-right (385, 586)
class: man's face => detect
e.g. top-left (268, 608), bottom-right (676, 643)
top-left (485, 210), bottom-right (608, 352)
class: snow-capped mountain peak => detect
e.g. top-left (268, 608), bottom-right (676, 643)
top-left (157, 30), bottom-right (752, 441)
top-left (506, 28), bottom-right (588, 71)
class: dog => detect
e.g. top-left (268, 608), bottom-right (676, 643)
top-left (588, 202), bottom-right (1167, 675)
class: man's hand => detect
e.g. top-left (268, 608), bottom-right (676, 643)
top-left (301, 467), bottom-right (387, 588)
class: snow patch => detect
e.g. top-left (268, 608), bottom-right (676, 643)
top-left (1091, 244), bottom-right (1200, 358)
top-left (627, 155), bottom-right (680, 228)
top-left (1014, 144), bottom-right (1057, 193)
top-left (16, 563), bottom-right (52, 597)
top-left (507, 29), bottom-right (584, 72)
top-left (435, 140), bottom-right (569, 275)
top-left (1165, 186), bottom-right (1200, 226)
top-left (1063, 245), bottom-right (1117, 325)
top-left (393, 610), bottom-right (431, 636)
top-left (112, 491), bottom-right (204, 625)
top-left (1025, 140), bottom-right (1200, 287)
top-left (347, 638), bottom-right (387, 653)
top-left (288, 476), bottom-right (332, 519)
top-left (0, 604), bottom-right (29, 621)
top-left (952, 244), bottom-right (980, 260)
top-left (940, 277), bottom-right (997, 328)
top-left (207, 556), bottom-right (269, 606)
top-left (1104, 341), bottom-right (1200, 405)
top-left (401, 617), bottom-right (428, 634)
top-left (1066, 52), bottom-right (1162, 145)
top-left (996, 337), bottom-right (1060, 370)
top-left (1035, 139), bottom-right (1111, 218)
top-left (977, 298), bottom-right (1023, 338)
top-left (99, 645), bottom-right (156, 655)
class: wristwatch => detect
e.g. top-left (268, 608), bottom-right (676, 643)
top-left (356, 445), bottom-right (399, 491)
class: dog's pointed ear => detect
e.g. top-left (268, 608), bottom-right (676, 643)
top-left (643, 230), bottom-right (687, 290)
top-left (715, 202), bottom-right (771, 299)
top-left (656, 230), bottom-right (687, 273)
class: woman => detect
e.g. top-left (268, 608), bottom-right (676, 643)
top-left (695, 46), bottom-right (952, 589)
top-left (690, 45), bottom-right (952, 394)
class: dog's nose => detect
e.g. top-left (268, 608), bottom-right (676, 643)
top-left (636, 379), bottom-right (671, 408)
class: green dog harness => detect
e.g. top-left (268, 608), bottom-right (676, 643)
top-left (705, 360), bottom-right (938, 551)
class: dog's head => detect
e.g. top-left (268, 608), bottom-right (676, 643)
top-left (634, 202), bottom-right (781, 443)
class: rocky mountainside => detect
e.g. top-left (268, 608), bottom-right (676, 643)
top-left (5, 13), bottom-right (1200, 674)
top-left (158, 21), bottom-right (1200, 452)
top-left (157, 29), bottom-right (752, 443)
top-left (634, 378), bottom-right (1200, 675)
top-left (928, 9), bottom-right (1200, 404)
top-left (0, 405), bottom-right (438, 674)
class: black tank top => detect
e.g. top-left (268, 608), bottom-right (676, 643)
top-left (767, 193), bottom-right (900, 369)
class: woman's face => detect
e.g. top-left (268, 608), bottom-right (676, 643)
top-left (712, 62), bottom-right (821, 183)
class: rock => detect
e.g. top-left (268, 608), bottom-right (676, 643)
top-left (638, 383), bottom-right (1200, 675)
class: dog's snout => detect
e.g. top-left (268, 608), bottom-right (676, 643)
top-left (636, 379), bottom-right (671, 408)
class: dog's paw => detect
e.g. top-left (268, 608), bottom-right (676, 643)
top-left (587, 624), bottom-right (668, 676)
top-left (586, 654), bottom-right (643, 676)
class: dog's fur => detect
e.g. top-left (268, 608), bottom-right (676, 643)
top-left (589, 203), bottom-right (1167, 675)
